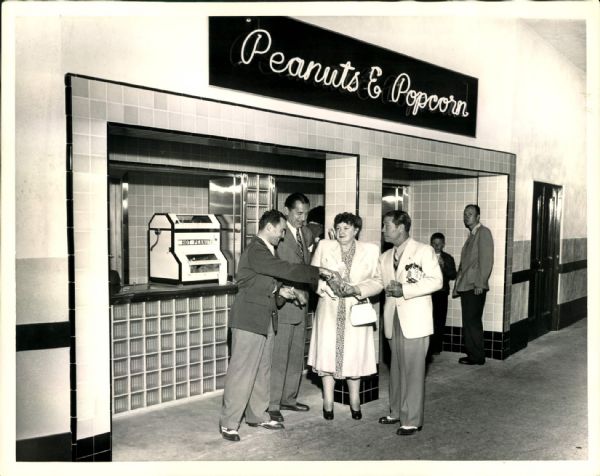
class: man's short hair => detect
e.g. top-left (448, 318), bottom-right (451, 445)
top-left (430, 232), bottom-right (445, 242)
top-left (307, 205), bottom-right (324, 225)
top-left (259, 209), bottom-right (286, 231)
top-left (284, 192), bottom-right (310, 210)
top-left (465, 204), bottom-right (481, 216)
top-left (383, 210), bottom-right (412, 233)
top-left (333, 212), bottom-right (362, 233)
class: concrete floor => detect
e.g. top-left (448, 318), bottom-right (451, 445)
top-left (113, 319), bottom-right (589, 466)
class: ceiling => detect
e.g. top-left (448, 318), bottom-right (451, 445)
top-left (522, 19), bottom-right (586, 72)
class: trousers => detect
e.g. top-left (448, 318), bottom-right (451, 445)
top-left (388, 313), bottom-right (429, 428)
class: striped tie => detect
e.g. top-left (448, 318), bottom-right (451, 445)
top-left (296, 227), bottom-right (305, 262)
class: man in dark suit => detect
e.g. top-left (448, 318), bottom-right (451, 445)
top-left (453, 204), bottom-right (494, 366)
top-left (268, 193), bottom-right (314, 422)
top-left (427, 232), bottom-right (457, 361)
top-left (219, 210), bottom-right (335, 442)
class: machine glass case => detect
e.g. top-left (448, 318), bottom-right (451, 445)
top-left (148, 213), bottom-right (228, 285)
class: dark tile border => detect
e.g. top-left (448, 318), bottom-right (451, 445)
top-left (443, 326), bottom-right (510, 360)
top-left (509, 319), bottom-right (529, 355)
top-left (16, 322), bottom-right (70, 352)
top-left (75, 432), bottom-right (112, 461)
top-left (334, 373), bottom-right (379, 405)
top-left (559, 259), bottom-right (587, 274)
top-left (16, 433), bottom-right (72, 461)
top-left (557, 296), bottom-right (587, 330)
top-left (512, 269), bottom-right (533, 284)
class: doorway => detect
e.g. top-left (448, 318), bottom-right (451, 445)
top-left (528, 181), bottom-right (562, 339)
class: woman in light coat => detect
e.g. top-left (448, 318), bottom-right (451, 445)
top-left (308, 212), bottom-right (383, 420)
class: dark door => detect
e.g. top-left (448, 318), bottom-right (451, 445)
top-left (528, 181), bottom-right (562, 340)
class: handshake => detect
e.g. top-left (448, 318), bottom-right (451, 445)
top-left (319, 268), bottom-right (358, 299)
top-left (278, 286), bottom-right (308, 308)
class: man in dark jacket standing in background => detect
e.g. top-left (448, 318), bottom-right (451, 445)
top-left (453, 204), bottom-right (494, 366)
top-left (427, 232), bottom-right (457, 361)
top-left (219, 210), bottom-right (335, 442)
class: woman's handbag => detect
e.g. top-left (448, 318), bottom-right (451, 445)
top-left (350, 298), bottom-right (377, 326)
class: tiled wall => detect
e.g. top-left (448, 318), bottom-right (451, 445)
top-left (358, 155), bottom-right (383, 245)
top-left (410, 178), bottom-right (477, 330)
top-left (325, 156), bottom-right (358, 229)
top-left (410, 176), bottom-right (508, 333)
top-left (126, 172), bottom-right (210, 285)
top-left (67, 75), bottom-right (515, 449)
top-left (478, 175), bottom-right (508, 332)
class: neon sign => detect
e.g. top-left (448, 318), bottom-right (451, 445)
top-left (209, 17), bottom-right (478, 136)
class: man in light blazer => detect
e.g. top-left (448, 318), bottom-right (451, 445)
top-left (452, 204), bottom-right (494, 366)
top-left (376, 210), bottom-right (443, 436)
top-left (219, 210), bottom-right (335, 442)
top-left (268, 193), bottom-right (314, 423)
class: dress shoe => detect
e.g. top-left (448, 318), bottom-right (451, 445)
top-left (350, 407), bottom-right (362, 420)
top-left (458, 357), bottom-right (485, 365)
top-left (378, 416), bottom-right (401, 425)
top-left (219, 425), bottom-right (241, 442)
top-left (246, 420), bottom-right (284, 430)
top-left (323, 406), bottom-right (334, 420)
top-left (396, 426), bottom-right (423, 436)
top-left (268, 410), bottom-right (284, 422)
top-left (280, 402), bottom-right (310, 412)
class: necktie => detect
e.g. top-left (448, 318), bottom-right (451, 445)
top-left (393, 248), bottom-right (400, 271)
top-left (296, 227), bottom-right (305, 262)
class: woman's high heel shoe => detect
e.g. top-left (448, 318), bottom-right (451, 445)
top-left (350, 406), bottom-right (362, 420)
top-left (323, 405), bottom-right (334, 420)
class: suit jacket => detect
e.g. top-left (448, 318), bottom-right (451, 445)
top-left (376, 238), bottom-right (443, 339)
top-left (275, 224), bottom-right (314, 325)
top-left (453, 224), bottom-right (494, 295)
top-left (229, 237), bottom-right (320, 336)
top-left (434, 251), bottom-right (457, 295)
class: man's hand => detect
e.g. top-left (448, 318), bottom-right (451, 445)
top-left (318, 267), bottom-right (338, 281)
top-left (278, 286), bottom-right (308, 308)
top-left (278, 286), bottom-right (297, 301)
top-left (338, 283), bottom-right (359, 298)
top-left (291, 288), bottom-right (308, 307)
top-left (474, 287), bottom-right (483, 295)
top-left (385, 280), bottom-right (403, 298)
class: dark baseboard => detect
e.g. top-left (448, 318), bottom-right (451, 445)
top-left (75, 432), bottom-right (112, 461)
top-left (16, 432), bottom-right (72, 461)
top-left (509, 319), bottom-right (529, 355)
top-left (557, 296), bottom-right (587, 330)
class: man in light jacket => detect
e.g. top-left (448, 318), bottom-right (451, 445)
top-left (453, 204), bottom-right (494, 366)
top-left (376, 211), bottom-right (443, 436)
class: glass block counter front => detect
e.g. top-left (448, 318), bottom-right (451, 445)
top-left (110, 292), bottom-right (232, 415)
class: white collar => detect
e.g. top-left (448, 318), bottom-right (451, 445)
top-left (259, 236), bottom-right (276, 256)
top-left (394, 237), bottom-right (410, 256)
top-left (471, 223), bottom-right (482, 236)
top-left (287, 221), bottom-right (302, 242)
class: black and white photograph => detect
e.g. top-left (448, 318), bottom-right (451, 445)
top-left (1, 1), bottom-right (598, 475)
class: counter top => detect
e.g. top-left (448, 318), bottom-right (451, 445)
top-left (110, 281), bottom-right (238, 305)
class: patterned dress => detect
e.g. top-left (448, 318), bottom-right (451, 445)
top-left (334, 241), bottom-right (356, 379)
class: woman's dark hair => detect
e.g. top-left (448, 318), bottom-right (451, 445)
top-left (333, 212), bottom-right (362, 233)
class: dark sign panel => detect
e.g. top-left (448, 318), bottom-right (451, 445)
top-left (209, 17), bottom-right (478, 137)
